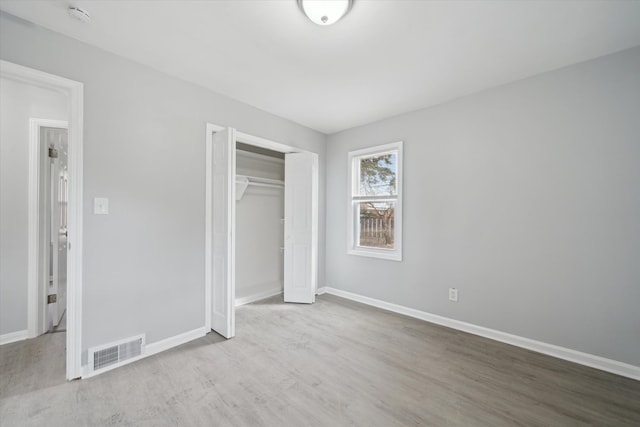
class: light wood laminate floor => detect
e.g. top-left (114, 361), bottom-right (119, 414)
top-left (1, 294), bottom-right (639, 426)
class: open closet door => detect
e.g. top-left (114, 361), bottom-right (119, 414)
top-left (211, 127), bottom-right (236, 338)
top-left (284, 152), bottom-right (318, 304)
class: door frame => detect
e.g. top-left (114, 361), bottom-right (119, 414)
top-left (204, 123), bottom-right (319, 332)
top-left (30, 118), bottom-right (68, 335)
top-left (1, 60), bottom-right (84, 380)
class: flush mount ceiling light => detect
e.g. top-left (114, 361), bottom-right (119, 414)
top-left (298, 0), bottom-right (353, 26)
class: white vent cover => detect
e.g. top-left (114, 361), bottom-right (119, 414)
top-left (89, 334), bottom-right (145, 372)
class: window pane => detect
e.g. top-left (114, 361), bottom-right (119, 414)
top-left (357, 201), bottom-right (395, 249)
top-left (358, 152), bottom-right (397, 196)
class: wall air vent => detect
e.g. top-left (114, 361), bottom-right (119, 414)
top-left (89, 334), bottom-right (145, 372)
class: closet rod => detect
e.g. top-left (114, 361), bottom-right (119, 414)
top-left (237, 174), bottom-right (284, 188)
top-left (248, 182), bottom-right (283, 189)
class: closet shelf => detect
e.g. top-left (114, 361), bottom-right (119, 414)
top-left (236, 174), bottom-right (284, 200)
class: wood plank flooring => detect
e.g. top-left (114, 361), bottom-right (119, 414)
top-left (1, 294), bottom-right (639, 426)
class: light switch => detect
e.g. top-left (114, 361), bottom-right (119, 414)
top-left (94, 197), bottom-right (109, 215)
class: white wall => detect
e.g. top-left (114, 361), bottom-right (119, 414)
top-left (0, 77), bottom-right (67, 336)
top-left (235, 152), bottom-right (284, 300)
top-left (326, 47), bottom-right (640, 366)
top-left (0, 13), bottom-right (326, 360)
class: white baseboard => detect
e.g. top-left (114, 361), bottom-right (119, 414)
top-left (0, 329), bottom-right (29, 345)
top-left (236, 289), bottom-right (282, 307)
top-left (82, 326), bottom-right (208, 379)
top-left (320, 287), bottom-right (640, 381)
top-left (145, 326), bottom-right (208, 357)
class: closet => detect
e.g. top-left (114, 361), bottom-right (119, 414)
top-left (208, 125), bottom-right (318, 338)
top-left (235, 142), bottom-right (285, 305)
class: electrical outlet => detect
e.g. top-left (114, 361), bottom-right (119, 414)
top-left (449, 288), bottom-right (458, 302)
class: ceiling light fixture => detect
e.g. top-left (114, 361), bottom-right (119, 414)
top-left (68, 6), bottom-right (91, 23)
top-left (298, 0), bottom-right (353, 26)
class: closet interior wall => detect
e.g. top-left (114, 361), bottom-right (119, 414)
top-left (235, 145), bottom-right (285, 305)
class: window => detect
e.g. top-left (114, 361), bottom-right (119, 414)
top-left (348, 141), bottom-right (403, 261)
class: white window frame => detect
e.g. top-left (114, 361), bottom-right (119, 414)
top-left (347, 141), bottom-right (403, 261)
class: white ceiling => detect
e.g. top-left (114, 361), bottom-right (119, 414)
top-left (2, 0), bottom-right (640, 134)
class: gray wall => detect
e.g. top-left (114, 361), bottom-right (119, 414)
top-left (326, 47), bottom-right (640, 366)
top-left (0, 13), bottom-right (326, 354)
top-left (0, 77), bottom-right (67, 336)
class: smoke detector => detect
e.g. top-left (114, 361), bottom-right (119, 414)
top-left (68, 6), bottom-right (91, 23)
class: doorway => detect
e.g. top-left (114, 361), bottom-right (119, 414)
top-left (235, 142), bottom-right (285, 306)
top-left (205, 124), bottom-right (319, 339)
top-left (0, 60), bottom-right (84, 380)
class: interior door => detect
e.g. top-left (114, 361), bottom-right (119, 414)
top-left (55, 131), bottom-right (68, 327)
top-left (284, 152), bottom-right (318, 303)
top-left (211, 127), bottom-right (236, 338)
top-left (45, 127), bottom-right (68, 329)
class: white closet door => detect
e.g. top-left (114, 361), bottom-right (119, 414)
top-left (284, 152), bottom-right (318, 304)
top-left (211, 128), bottom-right (236, 338)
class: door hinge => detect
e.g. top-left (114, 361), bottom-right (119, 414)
top-left (48, 294), bottom-right (57, 304)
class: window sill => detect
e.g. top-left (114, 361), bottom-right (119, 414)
top-left (348, 248), bottom-right (402, 262)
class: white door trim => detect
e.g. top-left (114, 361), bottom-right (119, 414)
top-left (204, 124), bottom-right (319, 331)
top-left (1, 60), bottom-right (84, 380)
top-left (28, 118), bottom-right (68, 337)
